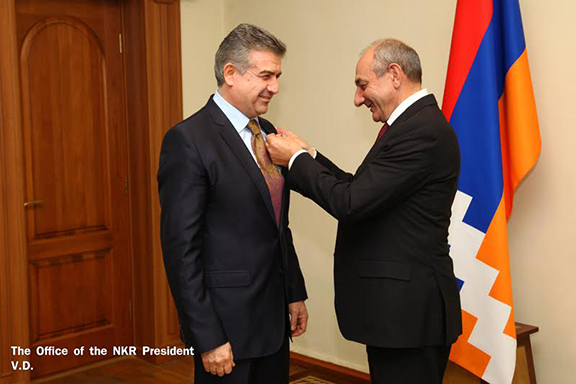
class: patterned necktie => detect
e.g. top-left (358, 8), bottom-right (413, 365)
top-left (376, 122), bottom-right (389, 143)
top-left (247, 120), bottom-right (284, 227)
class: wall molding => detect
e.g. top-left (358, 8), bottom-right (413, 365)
top-left (0, 1), bottom-right (30, 383)
top-left (124, 0), bottom-right (183, 363)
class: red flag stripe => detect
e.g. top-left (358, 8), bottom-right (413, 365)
top-left (442, 0), bottom-right (493, 121)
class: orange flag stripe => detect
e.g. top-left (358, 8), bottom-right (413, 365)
top-left (499, 50), bottom-right (542, 219)
top-left (450, 310), bottom-right (492, 377)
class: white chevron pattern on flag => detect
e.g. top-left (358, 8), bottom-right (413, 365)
top-left (449, 191), bottom-right (516, 384)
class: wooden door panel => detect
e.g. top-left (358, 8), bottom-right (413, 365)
top-left (27, 230), bottom-right (113, 260)
top-left (16, 0), bottom-right (132, 378)
top-left (21, 19), bottom-right (108, 237)
top-left (30, 252), bottom-right (112, 340)
top-left (21, 18), bottom-right (110, 239)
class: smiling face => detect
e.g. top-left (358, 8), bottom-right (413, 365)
top-left (353, 46), bottom-right (398, 123)
top-left (225, 49), bottom-right (282, 118)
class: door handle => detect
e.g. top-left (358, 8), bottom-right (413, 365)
top-left (24, 199), bottom-right (44, 208)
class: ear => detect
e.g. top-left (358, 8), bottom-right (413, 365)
top-left (223, 63), bottom-right (236, 86)
top-left (388, 63), bottom-right (404, 88)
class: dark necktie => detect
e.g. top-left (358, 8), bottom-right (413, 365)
top-left (247, 120), bottom-right (284, 226)
top-left (376, 122), bottom-right (389, 143)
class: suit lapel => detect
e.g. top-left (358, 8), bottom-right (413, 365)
top-left (390, 94), bottom-right (437, 127)
top-left (356, 94), bottom-right (438, 174)
top-left (355, 128), bottom-right (392, 175)
top-left (278, 165), bottom-right (289, 234)
top-left (205, 98), bottom-right (278, 227)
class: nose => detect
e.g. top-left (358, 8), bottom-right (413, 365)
top-left (268, 77), bottom-right (279, 94)
top-left (354, 87), bottom-right (364, 107)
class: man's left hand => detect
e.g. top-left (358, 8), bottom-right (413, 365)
top-left (266, 134), bottom-right (302, 167)
top-left (288, 301), bottom-right (308, 337)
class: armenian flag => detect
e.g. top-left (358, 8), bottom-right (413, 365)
top-left (442, 0), bottom-right (541, 382)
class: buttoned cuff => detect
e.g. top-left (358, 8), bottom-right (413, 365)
top-left (288, 149), bottom-right (317, 170)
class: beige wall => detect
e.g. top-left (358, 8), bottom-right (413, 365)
top-left (181, 0), bottom-right (224, 117)
top-left (181, 0), bottom-right (576, 382)
top-left (508, 1), bottom-right (576, 383)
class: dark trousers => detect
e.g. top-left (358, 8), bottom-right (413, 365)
top-left (366, 345), bottom-right (451, 384)
top-left (193, 337), bottom-right (289, 384)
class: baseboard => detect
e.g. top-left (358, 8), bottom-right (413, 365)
top-left (290, 352), bottom-right (371, 382)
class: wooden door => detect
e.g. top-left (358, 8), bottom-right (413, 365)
top-left (16, 0), bottom-right (132, 378)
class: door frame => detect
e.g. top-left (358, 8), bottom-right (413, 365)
top-left (0, 1), bottom-right (182, 382)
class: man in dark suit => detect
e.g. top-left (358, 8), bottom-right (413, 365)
top-left (266, 39), bottom-right (462, 383)
top-left (158, 24), bottom-right (308, 384)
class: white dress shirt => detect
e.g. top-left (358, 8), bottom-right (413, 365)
top-left (386, 88), bottom-right (428, 126)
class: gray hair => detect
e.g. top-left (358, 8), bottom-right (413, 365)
top-left (364, 39), bottom-right (422, 84)
top-left (214, 23), bottom-right (286, 87)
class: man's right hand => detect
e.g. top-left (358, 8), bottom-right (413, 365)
top-left (276, 128), bottom-right (315, 157)
top-left (201, 342), bottom-right (235, 377)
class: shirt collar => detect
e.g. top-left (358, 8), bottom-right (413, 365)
top-left (387, 88), bottom-right (428, 126)
top-left (213, 90), bottom-right (259, 133)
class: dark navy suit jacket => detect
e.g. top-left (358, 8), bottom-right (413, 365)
top-left (288, 94), bottom-right (462, 348)
top-left (158, 96), bottom-right (307, 358)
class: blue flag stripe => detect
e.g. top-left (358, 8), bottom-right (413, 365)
top-left (449, 0), bottom-right (527, 233)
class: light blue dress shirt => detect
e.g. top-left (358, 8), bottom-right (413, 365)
top-left (213, 91), bottom-right (268, 166)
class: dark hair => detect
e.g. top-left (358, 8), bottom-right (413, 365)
top-left (214, 23), bottom-right (286, 86)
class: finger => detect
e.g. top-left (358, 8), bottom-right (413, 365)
top-left (265, 137), bottom-right (275, 147)
top-left (293, 312), bottom-right (308, 336)
top-left (293, 325), bottom-right (304, 337)
top-left (290, 311), bottom-right (297, 331)
top-left (224, 362), bottom-right (233, 375)
top-left (300, 314), bottom-right (308, 332)
top-left (217, 365), bottom-right (225, 377)
top-left (203, 361), bottom-right (211, 373)
top-left (294, 321), bottom-right (304, 336)
top-left (293, 324), bottom-right (305, 336)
